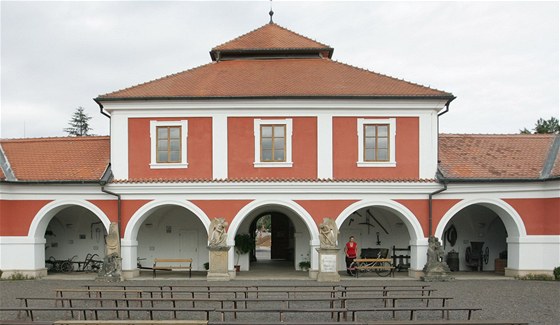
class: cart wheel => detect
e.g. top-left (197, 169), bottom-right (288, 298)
top-left (348, 261), bottom-right (358, 277)
top-left (375, 261), bottom-right (392, 277)
top-left (483, 246), bottom-right (490, 264)
top-left (60, 261), bottom-right (73, 273)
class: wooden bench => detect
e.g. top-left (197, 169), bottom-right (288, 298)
top-left (348, 306), bottom-right (482, 321)
top-left (153, 258), bottom-right (192, 278)
top-left (215, 308), bottom-right (347, 322)
top-left (54, 321), bottom-right (207, 325)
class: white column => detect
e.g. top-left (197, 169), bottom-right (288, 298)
top-left (110, 114), bottom-right (129, 180)
top-left (212, 115), bottom-right (228, 179)
top-left (409, 237), bottom-right (429, 277)
top-left (120, 239), bottom-right (138, 278)
top-left (317, 114), bottom-right (333, 179)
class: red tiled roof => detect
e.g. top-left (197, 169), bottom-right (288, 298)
top-left (211, 23), bottom-right (333, 59)
top-left (552, 146), bottom-right (560, 177)
top-left (98, 58), bottom-right (452, 100)
top-left (98, 22), bottom-right (452, 100)
top-left (438, 134), bottom-right (557, 180)
top-left (0, 136), bottom-right (110, 182)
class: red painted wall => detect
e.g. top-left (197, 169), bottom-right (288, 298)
top-left (397, 199), bottom-right (461, 237)
top-left (120, 200), bottom-right (151, 237)
top-left (0, 200), bottom-right (51, 236)
top-left (505, 198), bottom-right (560, 235)
top-left (128, 118), bottom-right (212, 179)
top-left (296, 200), bottom-right (358, 225)
top-left (228, 117), bottom-right (317, 179)
top-left (88, 200), bottom-right (118, 223)
top-left (191, 200), bottom-right (253, 225)
top-left (333, 117), bottom-right (419, 179)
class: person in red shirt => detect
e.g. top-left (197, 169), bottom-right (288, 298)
top-left (344, 236), bottom-right (358, 275)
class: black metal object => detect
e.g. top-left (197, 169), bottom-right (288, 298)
top-left (360, 248), bottom-right (389, 259)
top-left (465, 241), bottom-right (489, 271)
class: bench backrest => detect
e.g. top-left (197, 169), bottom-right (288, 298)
top-left (154, 258), bottom-right (192, 263)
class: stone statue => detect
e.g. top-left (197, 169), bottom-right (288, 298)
top-left (105, 222), bottom-right (120, 256)
top-left (98, 222), bottom-right (122, 281)
top-left (319, 218), bottom-right (338, 248)
top-left (208, 218), bottom-right (228, 248)
top-left (422, 236), bottom-right (453, 282)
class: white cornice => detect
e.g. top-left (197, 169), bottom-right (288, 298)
top-left (100, 98), bottom-right (448, 114)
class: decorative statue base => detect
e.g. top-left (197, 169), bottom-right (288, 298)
top-left (316, 248), bottom-right (341, 282)
top-left (207, 246), bottom-right (231, 281)
top-left (421, 236), bottom-right (454, 282)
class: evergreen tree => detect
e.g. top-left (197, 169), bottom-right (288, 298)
top-left (519, 116), bottom-right (559, 134)
top-left (64, 107), bottom-right (93, 136)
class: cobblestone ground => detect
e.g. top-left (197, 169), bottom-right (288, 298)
top-left (1, 278), bottom-right (559, 324)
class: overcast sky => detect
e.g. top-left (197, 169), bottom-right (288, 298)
top-left (1, 1), bottom-right (558, 139)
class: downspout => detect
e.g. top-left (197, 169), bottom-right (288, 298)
top-left (428, 97), bottom-right (453, 237)
top-left (428, 173), bottom-right (447, 237)
top-left (99, 164), bottom-right (121, 239)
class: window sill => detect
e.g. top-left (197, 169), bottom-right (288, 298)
top-left (150, 163), bottom-right (188, 169)
top-left (357, 162), bottom-right (396, 168)
top-left (254, 162), bottom-right (293, 168)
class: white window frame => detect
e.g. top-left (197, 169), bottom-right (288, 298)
top-left (254, 119), bottom-right (293, 168)
top-left (150, 120), bottom-right (188, 169)
top-left (357, 118), bottom-right (396, 167)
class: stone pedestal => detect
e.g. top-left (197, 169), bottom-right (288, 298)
top-left (207, 246), bottom-right (231, 281)
top-left (316, 248), bottom-right (340, 282)
top-left (97, 254), bottom-right (123, 282)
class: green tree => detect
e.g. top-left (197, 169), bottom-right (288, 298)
top-left (64, 107), bottom-right (93, 136)
top-left (520, 116), bottom-right (559, 134)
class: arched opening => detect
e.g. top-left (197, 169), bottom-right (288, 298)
top-left (44, 205), bottom-right (107, 273)
top-left (229, 202), bottom-right (315, 275)
top-left (438, 204), bottom-right (510, 273)
top-left (135, 205), bottom-right (208, 275)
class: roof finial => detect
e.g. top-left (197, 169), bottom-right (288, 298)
top-left (269, 0), bottom-right (274, 23)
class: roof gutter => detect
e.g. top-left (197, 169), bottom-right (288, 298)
top-left (94, 95), bottom-right (456, 102)
top-left (94, 98), bottom-right (111, 119)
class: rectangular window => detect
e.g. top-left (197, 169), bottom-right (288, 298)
top-left (156, 126), bottom-right (182, 163)
top-left (357, 118), bottom-right (396, 167)
top-left (254, 119), bottom-right (293, 168)
top-left (364, 124), bottom-right (389, 162)
top-left (261, 125), bottom-right (286, 162)
top-left (150, 120), bottom-right (188, 169)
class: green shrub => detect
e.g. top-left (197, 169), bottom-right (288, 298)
top-left (553, 266), bottom-right (560, 280)
top-left (515, 273), bottom-right (555, 281)
top-left (299, 261), bottom-right (311, 270)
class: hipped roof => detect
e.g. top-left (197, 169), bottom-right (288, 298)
top-left (97, 23), bottom-right (453, 101)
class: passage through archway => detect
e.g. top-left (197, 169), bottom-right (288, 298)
top-left (439, 204), bottom-right (508, 273)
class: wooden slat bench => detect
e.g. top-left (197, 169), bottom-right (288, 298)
top-left (153, 258), bottom-right (192, 278)
top-left (54, 321), bottom-right (207, 325)
top-left (0, 306), bottom-right (214, 322)
top-left (348, 306), bottom-right (483, 321)
top-left (214, 308), bottom-right (347, 322)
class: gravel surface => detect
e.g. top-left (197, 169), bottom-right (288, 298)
top-left (1, 278), bottom-right (559, 324)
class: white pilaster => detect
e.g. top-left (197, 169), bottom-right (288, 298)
top-left (418, 112), bottom-right (438, 179)
top-left (110, 114), bottom-right (129, 180)
top-left (212, 115), bottom-right (228, 179)
top-left (0, 236), bottom-right (47, 278)
top-left (317, 114), bottom-right (333, 179)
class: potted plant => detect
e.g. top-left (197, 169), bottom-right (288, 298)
top-left (299, 261), bottom-right (311, 271)
top-left (203, 262), bottom-right (209, 271)
top-left (234, 234), bottom-right (254, 272)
